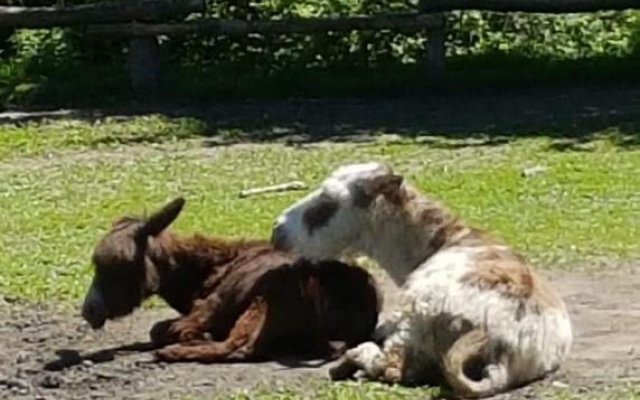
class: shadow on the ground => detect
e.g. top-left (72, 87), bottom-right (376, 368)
top-left (43, 342), bottom-right (158, 371)
top-left (1, 81), bottom-right (638, 151)
top-left (43, 342), bottom-right (334, 372)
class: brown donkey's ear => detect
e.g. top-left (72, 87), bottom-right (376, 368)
top-left (141, 197), bottom-right (186, 237)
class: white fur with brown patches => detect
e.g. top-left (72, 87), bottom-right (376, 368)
top-left (272, 162), bottom-right (572, 398)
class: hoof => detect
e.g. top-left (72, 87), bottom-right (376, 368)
top-left (329, 357), bottom-right (359, 381)
top-left (383, 366), bottom-right (402, 384)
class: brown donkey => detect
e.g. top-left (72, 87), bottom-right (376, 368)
top-left (81, 197), bottom-right (381, 363)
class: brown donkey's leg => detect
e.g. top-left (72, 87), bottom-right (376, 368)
top-left (155, 297), bottom-right (268, 363)
top-left (150, 294), bottom-right (223, 346)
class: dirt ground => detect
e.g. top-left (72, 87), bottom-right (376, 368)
top-left (1, 266), bottom-right (639, 400)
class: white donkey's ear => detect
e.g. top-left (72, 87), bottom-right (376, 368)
top-left (366, 174), bottom-right (404, 197)
top-left (354, 171), bottom-right (404, 207)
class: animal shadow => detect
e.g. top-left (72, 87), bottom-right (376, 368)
top-left (44, 341), bottom-right (158, 371)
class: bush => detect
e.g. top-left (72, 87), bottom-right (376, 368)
top-left (10, 28), bottom-right (78, 73)
top-left (0, 1), bottom-right (637, 106)
top-left (448, 11), bottom-right (639, 59)
top-left (166, 3), bottom-right (640, 70)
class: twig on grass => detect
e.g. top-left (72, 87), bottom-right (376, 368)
top-left (239, 181), bottom-right (307, 198)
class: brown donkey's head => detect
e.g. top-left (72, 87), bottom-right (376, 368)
top-left (81, 197), bottom-right (185, 329)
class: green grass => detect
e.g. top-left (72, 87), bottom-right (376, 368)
top-left (211, 381), bottom-right (440, 400)
top-left (204, 381), bottom-right (640, 400)
top-left (0, 115), bottom-right (206, 161)
top-left (1, 117), bottom-right (639, 302)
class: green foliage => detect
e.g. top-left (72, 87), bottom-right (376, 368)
top-left (0, 28), bottom-right (80, 106)
top-left (171, 5), bottom-right (640, 71)
top-left (169, 0), bottom-right (423, 70)
top-left (629, 12), bottom-right (640, 56)
top-left (0, 4), bottom-right (638, 106)
top-left (9, 28), bottom-right (78, 73)
top-left (448, 11), bottom-right (639, 58)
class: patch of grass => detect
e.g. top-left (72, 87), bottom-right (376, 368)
top-left (538, 385), bottom-right (640, 400)
top-left (202, 381), bottom-right (640, 400)
top-left (213, 381), bottom-right (440, 400)
top-left (0, 115), bottom-right (206, 161)
top-left (1, 120), bottom-right (639, 303)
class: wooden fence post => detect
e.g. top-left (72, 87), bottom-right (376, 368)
top-left (418, 0), bottom-right (446, 79)
top-left (425, 14), bottom-right (446, 78)
top-left (128, 35), bottom-right (161, 92)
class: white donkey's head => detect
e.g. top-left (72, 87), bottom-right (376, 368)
top-left (271, 162), bottom-right (404, 260)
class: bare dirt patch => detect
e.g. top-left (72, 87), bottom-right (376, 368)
top-left (1, 267), bottom-right (638, 399)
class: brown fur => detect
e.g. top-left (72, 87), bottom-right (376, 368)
top-left (83, 198), bottom-right (381, 363)
top-left (461, 249), bottom-right (535, 299)
top-left (457, 239), bottom-right (561, 312)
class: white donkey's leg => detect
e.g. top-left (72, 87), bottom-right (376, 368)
top-left (376, 316), bottom-right (412, 382)
top-left (330, 315), bottom-right (413, 382)
top-left (328, 341), bottom-right (386, 381)
top-left (373, 310), bottom-right (403, 343)
top-left (343, 341), bottom-right (388, 378)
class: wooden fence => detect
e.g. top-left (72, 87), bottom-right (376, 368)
top-left (0, 0), bottom-right (639, 93)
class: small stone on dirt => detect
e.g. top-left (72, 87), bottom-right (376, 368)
top-left (4, 377), bottom-right (30, 394)
top-left (16, 351), bottom-right (30, 364)
top-left (38, 373), bottom-right (63, 389)
top-left (94, 370), bottom-right (122, 380)
top-left (88, 390), bottom-right (110, 398)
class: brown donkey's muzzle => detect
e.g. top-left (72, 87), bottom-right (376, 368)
top-left (81, 282), bottom-right (107, 330)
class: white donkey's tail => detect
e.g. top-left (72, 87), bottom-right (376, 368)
top-left (442, 328), bottom-right (510, 399)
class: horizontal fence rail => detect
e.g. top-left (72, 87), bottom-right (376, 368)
top-left (2, 0), bottom-right (638, 31)
top-left (0, 0), bottom-right (204, 29)
top-left (86, 13), bottom-right (444, 37)
top-left (419, 0), bottom-right (640, 13)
